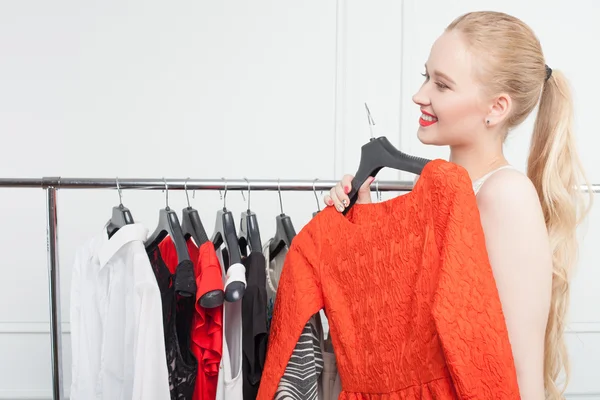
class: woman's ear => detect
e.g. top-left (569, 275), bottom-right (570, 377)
top-left (485, 93), bottom-right (512, 127)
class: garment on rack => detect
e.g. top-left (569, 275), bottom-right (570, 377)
top-left (262, 240), bottom-right (334, 399)
top-left (241, 252), bottom-right (268, 399)
top-left (320, 335), bottom-right (341, 400)
top-left (257, 159), bottom-right (521, 400)
top-left (70, 223), bottom-right (170, 400)
top-left (262, 239), bottom-right (286, 331)
top-left (148, 240), bottom-right (198, 400)
top-left (216, 250), bottom-right (244, 399)
top-left (158, 237), bottom-right (224, 400)
top-left (276, 314), bottom-right (324, 400)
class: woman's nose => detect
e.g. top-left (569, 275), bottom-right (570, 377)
top-left (412, 87), bottom-right (430, 107)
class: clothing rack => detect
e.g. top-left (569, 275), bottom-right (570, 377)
top-left (0, 176), bottom-right (598, 400)
top-left (0, 176), bottom-right (410, 400)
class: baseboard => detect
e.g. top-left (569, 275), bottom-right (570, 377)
top-left (0, 389), bottom-right (66, 400)
top-left (0, 322), bottom-right (70, 334)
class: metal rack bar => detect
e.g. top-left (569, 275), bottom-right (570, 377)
top-left (0, 177), bottom-right (416, 191)
top-left (0, 176), bottom-right (598, 400)
top-left (1, 177), bottom-right (598, 192)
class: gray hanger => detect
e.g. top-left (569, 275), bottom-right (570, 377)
top-left (238, 178), bottom-right (262, 257)
top-left (145, 178), bottom-right (195, 297)
top-left (106, 177), bottom-right (134, 239)
top-left (342, 103), bottom-right (431, 215)
top-left (269, 179), bottom-right (296, 261)
top-left (211, 178), bottom-right (245, 302)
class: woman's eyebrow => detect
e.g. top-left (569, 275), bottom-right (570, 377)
top-left (424, 64), bottom-right (456, 85)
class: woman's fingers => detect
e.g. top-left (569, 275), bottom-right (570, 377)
top-left (324, 174), bottom-right (377, 212)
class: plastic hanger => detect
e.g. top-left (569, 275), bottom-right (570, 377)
top-left (238, 178), bottom-right (262, 257)
top-left (181, 178), bottom-right (209, 246)
top-left (269, 179), bottom-right (296, 261)
top-left (342, 104), bottom-right (431, 215)
top-left (106, 177), bottom-right (134, 238)
top-left (211, 178), bottom-right (245, 302)
top-left (180, 179), bottom-right (223, 308)
top-left (145, 178), bottom-right (195, 297)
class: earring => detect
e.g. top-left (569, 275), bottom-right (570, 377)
top-left (486, 119), bottom-right (490, 125)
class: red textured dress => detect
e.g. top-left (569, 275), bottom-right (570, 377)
top-left (257, 159), bottom-right (521, 399)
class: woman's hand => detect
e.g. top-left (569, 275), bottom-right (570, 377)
top-left (323, 175), bottom-right (375, 212)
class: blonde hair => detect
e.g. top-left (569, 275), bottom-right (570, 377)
top-left (447, 11), bottom-right (593, 399)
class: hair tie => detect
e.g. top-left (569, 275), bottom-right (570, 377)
top-left (545, 64), bottom-right (553, 82)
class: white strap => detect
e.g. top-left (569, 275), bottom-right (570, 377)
top-left (473, 165), bottom-right (516, 195)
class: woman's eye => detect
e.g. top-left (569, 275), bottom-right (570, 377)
top-left (436, 82), bottom-right (448, 90)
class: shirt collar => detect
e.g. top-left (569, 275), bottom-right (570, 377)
top-left (98, 223), bottom-right (149, 269)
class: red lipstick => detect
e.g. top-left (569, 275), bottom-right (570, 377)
top-left (419, 110), bottom-right (438, 127)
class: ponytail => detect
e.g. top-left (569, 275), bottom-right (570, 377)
top-left (526, 70), bottom-right (593, 398)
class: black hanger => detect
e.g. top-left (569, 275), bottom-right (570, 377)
top-left (106, 177), bottom-right (134, 239)
top-left (181, 178), bottom-right (209, 246)
top-left (179, 179), bottom-right (223, 308)
top-left (238, 178), bottom-right (262, 257)
top-left (342, 104), bottom-right (431, 215)
top-left (269, 179), bottom-right (296, 261)
top-left (212, 179), bottom-right (245, 302)
top-left (145, 178), bottom-right (195, 298)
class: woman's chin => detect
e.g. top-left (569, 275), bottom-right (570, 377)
top-left (417, 127), bottom-right (439, 145)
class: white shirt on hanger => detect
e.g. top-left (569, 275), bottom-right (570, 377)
top-left (215, 250), bottom-right (244, 400)
top-left (70, 223), bottom-right (170, 400)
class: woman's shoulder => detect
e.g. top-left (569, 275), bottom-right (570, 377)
top-left (476, 167), bottom-right (543, 223)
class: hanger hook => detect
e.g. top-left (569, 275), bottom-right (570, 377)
top-left (163, 177), bottom-right (169, 209)
top-left (313, 178), bottom-right (321, 212)
top-left (364, 102), bottom-right (376, 139)
top-left (184, 177), bottom-right (191, 208)
top-left (243, 177), bottom-right (251, 211)
top-left (375, 179), bottom-right (381, 202)
top-left (115, 177), bottom-right (123, 206)
top-left (277, 178), bottom-right (284, 215)
top-left (221, 177), bottom-right (228, 209)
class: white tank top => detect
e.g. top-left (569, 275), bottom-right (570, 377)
top-left (472, 165), bottom-right (517, 195)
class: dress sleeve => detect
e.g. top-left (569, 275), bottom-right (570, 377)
top-left (432, 182), bottom-right (521, 399)
top-left (257, 220), bottom-right (325, 400)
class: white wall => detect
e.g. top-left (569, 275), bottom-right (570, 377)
top-left (0, 1), bottom-right (598, 399)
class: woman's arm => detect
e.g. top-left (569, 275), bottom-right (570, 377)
top-left (476, 169), bottom-right (553, 400)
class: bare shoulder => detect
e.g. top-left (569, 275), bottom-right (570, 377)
top-left (476, 168), bottom-right (543, 219)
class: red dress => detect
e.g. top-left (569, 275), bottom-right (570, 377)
top-left (159, 238), bottom-right (224, 400)
top-left (257, 159), bottom-right (520, 399)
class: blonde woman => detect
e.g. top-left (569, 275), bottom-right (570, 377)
top-left (325, 11), bottom-right (592, 399)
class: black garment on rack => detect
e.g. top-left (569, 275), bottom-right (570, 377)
top-left (147, 242), bottom-right (197, 400)
top-left (242, 251), bottom-right (269, 399)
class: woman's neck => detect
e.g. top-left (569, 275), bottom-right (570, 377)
top-left (449, 143), bottom-right (508, 183)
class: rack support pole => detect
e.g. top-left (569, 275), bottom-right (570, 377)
top-left (45, 185), bottom-right (64, 400)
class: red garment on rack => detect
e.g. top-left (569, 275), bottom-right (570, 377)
top-left (159, 237), bottom-right (224, 400)
top-left (257, 159), bottom-right (520, 400)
